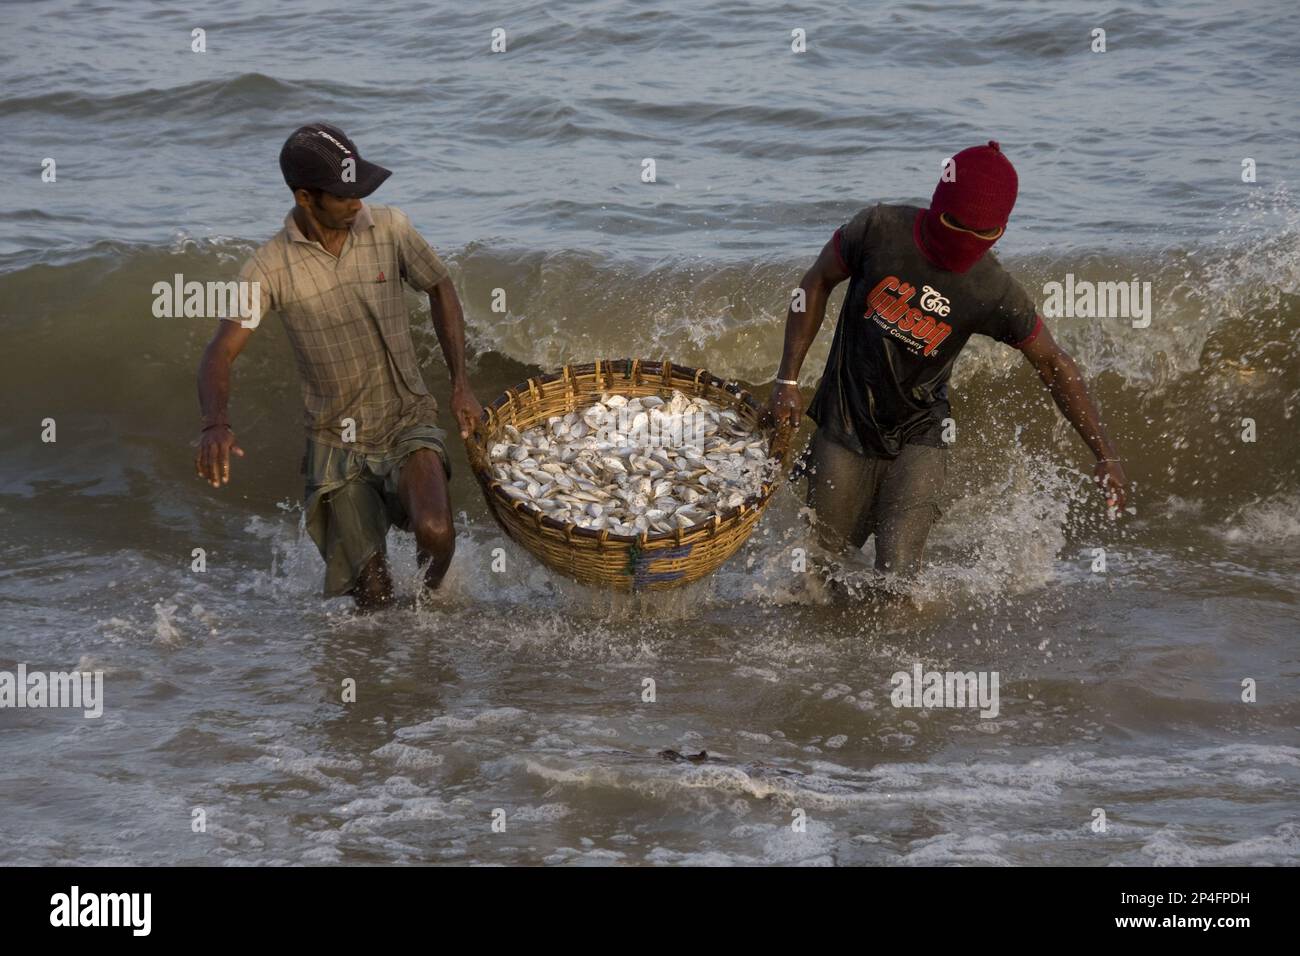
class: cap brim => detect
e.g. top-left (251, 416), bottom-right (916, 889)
top-left (327, 158), bottom-right (391, 198)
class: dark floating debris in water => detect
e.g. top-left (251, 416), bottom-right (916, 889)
top-left (658, 749), bottom-right (709, 763)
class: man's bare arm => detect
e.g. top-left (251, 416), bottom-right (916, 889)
top-left (1019, 321), bottom-right (1129, 511)
top-left (765, 238), bottom-right (852, 430)
top-left (195, 319), bottom-right (253, 486)
top-left (777, 239), bottom-right (851, 383)
top-left (426, 277), bottom-right (483, 439)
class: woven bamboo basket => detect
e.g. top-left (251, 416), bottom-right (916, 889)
top-left (465, 358), bottom-right (793, 591)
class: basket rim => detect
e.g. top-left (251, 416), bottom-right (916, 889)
top-left (482, 358), bottom-right (761, 417)
top-left (466, 358), bottom-right (789, 546)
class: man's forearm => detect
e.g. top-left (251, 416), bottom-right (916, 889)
top-left (197, 343), bottom-right (233, 427)
top-left (777, 277), bottom-right (831, 381)
top-left (1041, 354), bottom-right (1118, 461)
top-left (429, 288), bottom-right (471, 389)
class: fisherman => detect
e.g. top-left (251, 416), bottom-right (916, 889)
top-left (195, 122), bottom-right (481, 609)
top-left (764, 141), bottom-right (1128, 582)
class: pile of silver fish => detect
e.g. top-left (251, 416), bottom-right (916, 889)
top-left (488, 390), bottom-right (774, 535)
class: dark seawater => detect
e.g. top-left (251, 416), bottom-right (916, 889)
top-left (0, 1), bottom-right (1296, 865)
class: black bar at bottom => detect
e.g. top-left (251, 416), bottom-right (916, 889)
top-left (0, 864), bottom-right (1284, 941)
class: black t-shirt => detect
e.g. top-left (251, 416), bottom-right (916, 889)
top-left (806, 203), bottom-right (1041, 459)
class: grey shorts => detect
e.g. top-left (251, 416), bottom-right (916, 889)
top-left (798, 428), bottom-right (948, 574)
top-left (302, 423), bottom-right (451, 597)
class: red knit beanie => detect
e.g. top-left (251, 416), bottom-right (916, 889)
top-left (919, 141), bottom-right (1019, 272)
top-left (932, 140), bottom-right (1018, 230)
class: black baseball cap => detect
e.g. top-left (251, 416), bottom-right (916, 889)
top-left (278, 122), bottom-right (392, 198)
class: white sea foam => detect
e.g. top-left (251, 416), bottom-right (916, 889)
top-left (1214, 492), bottom-right (1300, 546)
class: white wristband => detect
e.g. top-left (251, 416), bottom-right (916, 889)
top-left (775, 378), bottom-right (799, 386)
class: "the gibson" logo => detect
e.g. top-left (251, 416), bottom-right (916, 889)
top-left (919, 285), bottom-right (950, 316)
top-left (866, 276), bottom-right (953, 356)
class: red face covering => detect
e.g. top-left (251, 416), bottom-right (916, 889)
top-left (918, 140), bottom-right (1019, 273)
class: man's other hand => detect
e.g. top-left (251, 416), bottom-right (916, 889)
top-left (196, 425), bottom-right (244, 487)
top-left (763, 381), bottom-right (802, 461)
top-left (1093, 458), bottom-right (1129, 514)
top-left (764, 382), bottom-right (802, 431)
top-left (451, 384), bottom-right (484, 440)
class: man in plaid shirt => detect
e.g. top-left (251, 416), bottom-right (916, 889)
top-left (195, 123), bottom-right (481, 609)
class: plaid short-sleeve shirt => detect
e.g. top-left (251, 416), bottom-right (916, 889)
top-left (235, 202), bottom-right (450, 452)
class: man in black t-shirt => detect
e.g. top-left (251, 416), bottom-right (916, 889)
top-left (764, 141), bottom-right (1127, 580)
